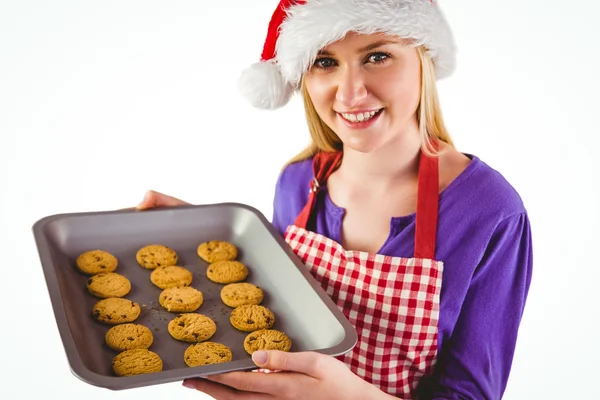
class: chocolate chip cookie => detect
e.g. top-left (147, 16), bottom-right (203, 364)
top-left (86, 272), bottom-right (131, 298)
top-left (168, 313), bottom-right (217, 343)
top-left (244, 329), bottom-right (292, 355)
top-left (184, 342), bottom-right (232, 367)
top-left (136, 244), bottom-right (178, 269)
top-left (230, 304), bottom-right (274, 332)
top-left (207, 260), bottom-right (248, 284)
top-left (76, 250), bottom-right (118, 275)
top-left (159, 286), bottom-right (204, 313)
top-left (150, 265), bottom-right (193, 289)
top-left (197, 240), bottom-right (238, 263)
top-left (112, 349), bottom-right (163, 376)
top-left (105, 323), bottom-right (154, 351)
top-left (92, 298), bottom-right (141, 325)
top-left (220, 283), bottom-right (264, 308)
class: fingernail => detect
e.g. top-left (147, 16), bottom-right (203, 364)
top-left (252, 350), bottom-right (268, 365)
top-left (182, 380), bottom-right (196, 389)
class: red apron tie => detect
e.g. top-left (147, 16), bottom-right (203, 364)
top-left (293, 150), bottom-right (343, 229)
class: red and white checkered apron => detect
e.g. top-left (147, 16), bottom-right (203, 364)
top-left (283, 149), bottom-right (443, 398)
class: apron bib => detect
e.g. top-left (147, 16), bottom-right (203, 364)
top-left (283, 147), bottom-right (444, 398)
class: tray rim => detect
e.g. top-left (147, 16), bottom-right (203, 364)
top-left (32, 202), bottom-right (358, 390)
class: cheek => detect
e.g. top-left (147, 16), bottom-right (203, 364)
top-left (369, 66), bottom-right (421, 115)
top-left (393, 84), bottom-right (421, 116)
top-left (305, 76), bottom-right (335, 113)
top-left (379, 80), bottom-right (420, 110)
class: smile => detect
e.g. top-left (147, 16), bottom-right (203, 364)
top-left (336, 108), bottom-right (384, 129)
top-left (338, 109), bottom-right (383, 123)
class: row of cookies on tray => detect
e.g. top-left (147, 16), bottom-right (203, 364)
top-left (76, 244), bottom-right (179, 376)
top-left (197, 240), bottom-right (292, 355)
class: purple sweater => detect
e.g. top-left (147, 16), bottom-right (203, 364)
top-left (271, 154), bottom-right (533, 399)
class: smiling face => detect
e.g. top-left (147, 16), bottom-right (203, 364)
top-left (302, 32), bottom-right (423, 153)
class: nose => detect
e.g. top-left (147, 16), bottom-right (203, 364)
top-left (335, 66), bottom-right (368, 108)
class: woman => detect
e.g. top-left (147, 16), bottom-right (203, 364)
top-left (137, 1), bottom-right (533, 399)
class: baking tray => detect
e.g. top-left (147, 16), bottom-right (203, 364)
top-left (32, 202), bottom-right (357, 390)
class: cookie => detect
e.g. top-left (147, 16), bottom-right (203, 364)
top-left (105, 323), bottom-right (154, 351)
top-left (207, 261), bottom-right (248, 284)
top-left (86, 272), bottom-right (131, 298)
top-left (112, 349), bottom-right (163, 376)
top-left (244, 329), bottom-right (292, 355)
top-left (220, 283), bottom-right (264, 308)
top-left (184, 342), bottom-right (232, 367)
top-left (197, 240), bottom-right (238, 263)
top-left (150, 265), bottom-right (193, 289)
top-left (136, 244), bottom-right (178, 269)
top-left (230, 304), bottom-right (274, 332)
top-left (168, 313), bottom-right (217, 343)
top-left (159, 286), bottom-right (203, 312)
top-left (76, 250), bottom-right (118, 275)
top-left (92, 298), bottom-right (141, 325)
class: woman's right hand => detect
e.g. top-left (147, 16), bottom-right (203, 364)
top-left (135, 190), bottom-right (191, 210)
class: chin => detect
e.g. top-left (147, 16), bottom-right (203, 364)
top-left (339, 134), bottom-right (389, 154)
top-left (330, 111), bottom-right (395, 154)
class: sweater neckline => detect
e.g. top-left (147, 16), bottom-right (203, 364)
top-left (322, 153), bottom-right (481, 225)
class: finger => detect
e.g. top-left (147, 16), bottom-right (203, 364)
top-left (182, 378), bottom-right (273, 400)
top-left (152, 191), bottom-right (186, 207)
top-left (135, 190), bottom-right (157, 210)
top-left (205, 370), bottom-right (294, 395)
top-left (252, 351), bottom-right (322, 377)
top-left (136, 190), bottom-right (186, 210)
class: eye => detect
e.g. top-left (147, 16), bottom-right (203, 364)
top-left (366, 52), bottom-right (391, 64)
top-left (313, 58), bottom-right (337, 69)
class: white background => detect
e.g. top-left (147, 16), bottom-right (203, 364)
top-left (1, 0), bottom-right (598, 398)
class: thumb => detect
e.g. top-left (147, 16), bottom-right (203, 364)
top-left (135, 190), bottom-right (157, 210)
top-left (252, 350), bottom-right (322, 377)
top-left (136, 190), bottom-right (190, 209)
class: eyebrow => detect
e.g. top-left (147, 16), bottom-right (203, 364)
top-left (317, 40), bottom-right (398, 56)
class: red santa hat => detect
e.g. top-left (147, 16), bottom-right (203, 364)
top-left (237, 0), bottom-right (456, 110)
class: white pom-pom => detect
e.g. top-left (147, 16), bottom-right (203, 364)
top-left (237, 61), bottom-right (294, 110)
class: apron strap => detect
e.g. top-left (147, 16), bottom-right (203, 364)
top-left (293, 150), bottom-right (343, 229)
top-left (293, 142), bottom-right (439, 259)
top-left (414, 141), bottom-right (439, 259)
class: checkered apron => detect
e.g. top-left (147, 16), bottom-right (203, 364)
top-left (283, 149), bottom-right (444, 398)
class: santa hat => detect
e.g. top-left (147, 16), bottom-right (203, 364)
top-left (238, 0), bottom-right (456, 110)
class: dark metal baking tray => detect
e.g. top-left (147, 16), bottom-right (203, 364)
top-left (32, 202), bottom-right (357, 390)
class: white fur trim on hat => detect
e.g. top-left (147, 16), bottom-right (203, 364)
top-left (239, 0), bottom-right (456, 110)
top-left (238, 60), bottom-right (294, 110)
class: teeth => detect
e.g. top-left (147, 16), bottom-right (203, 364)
top-left (340, 110), bottom-right (378, 123)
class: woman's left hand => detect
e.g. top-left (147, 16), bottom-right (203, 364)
top-left (182, 350), bottom-right (390, 400)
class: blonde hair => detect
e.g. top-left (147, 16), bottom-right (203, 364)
top-left (283, 45), bottom-right (454, 168)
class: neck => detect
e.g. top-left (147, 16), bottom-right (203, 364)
top-left (337, 125), bottom-right (423, 188)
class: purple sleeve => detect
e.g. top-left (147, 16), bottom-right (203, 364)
top-left (425, 212), bottom-right (533, 399)
top-left (271, 171), bottom-right (290, 235)
top-left (271, 160), bottom-right (312, 236)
